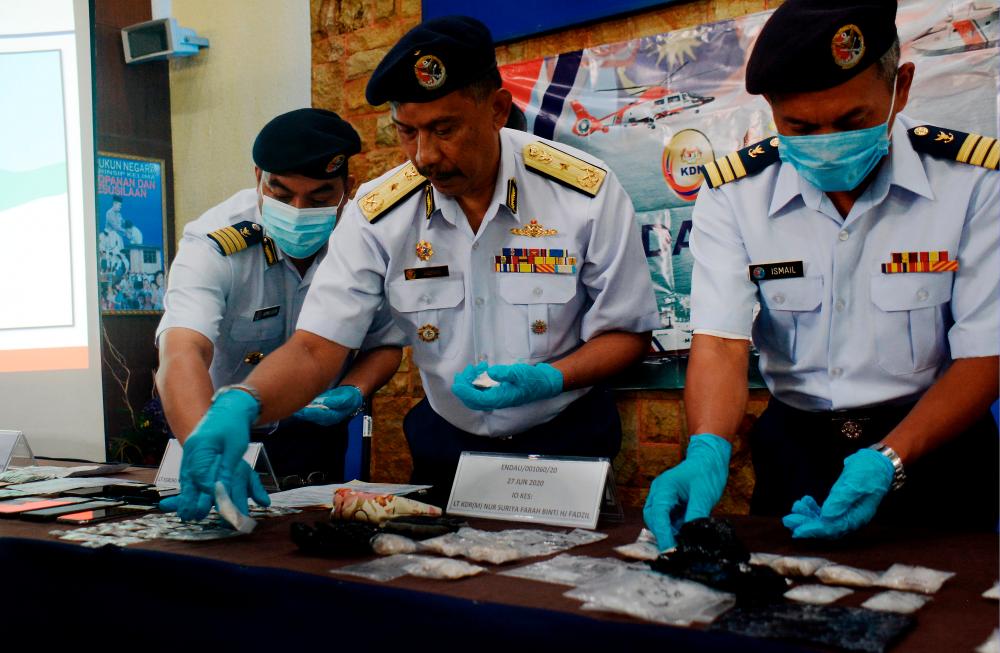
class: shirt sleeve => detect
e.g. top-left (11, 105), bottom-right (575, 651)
top-left (360, 297), bottom-right (408, 350)
top-left (155, 237), bottom-right (232, 346)
top-left (578, 170), bottom-right (662, 340)
top-left (948, 171), bottom-right (999, 358)
top-left (689, 186), bottom-right (758, 337)
top-left (296, 200), bottom-right (389, 349)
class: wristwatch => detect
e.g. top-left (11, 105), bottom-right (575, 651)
top-left (869, 444), bottom-right (906, 491)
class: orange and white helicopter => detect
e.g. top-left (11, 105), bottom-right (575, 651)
top-left (568, 68), bottom-right (715, 137)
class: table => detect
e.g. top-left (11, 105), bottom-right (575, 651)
top-left (0, 466), bottom-right (995, 652)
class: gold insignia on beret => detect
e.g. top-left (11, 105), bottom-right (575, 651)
top-left (417, 323), bottom-right (440, 343)
top-left (326, 154), bottom-right (346, 173)
top-left (414, 54), bottom-right (447, 90)
top-left (531, 320), bottom-right (548, 335)
top-left (523, 142), bottom-right (607, 197)
top-left (831, 24), bottom-right (865, 70)
top-left (914, 126), bottom-right (929, 137)
top-left (415, 240), bottom-right (433, 261)
top-left (359, 163), bottom-right (427, 223)
top-left (243, 351), bottom-right (264, 365)
top-left (510, 219), bottom-right (558, 238)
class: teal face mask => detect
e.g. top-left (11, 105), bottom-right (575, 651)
top-left (778, 78), bottom-right (898, 192)
top-left (258, 194), bottom-right (337, 259)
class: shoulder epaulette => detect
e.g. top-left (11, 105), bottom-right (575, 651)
top-left (206, 220), bottom-right (264, 256)
top-left (700, 137), bottom-right (780, 189)
top-left (358, 163), bottom-right (427, 224)
top-left (523, 142), bottom-right (606, 197)
top-left (908, 125), bottom-right (998, 170)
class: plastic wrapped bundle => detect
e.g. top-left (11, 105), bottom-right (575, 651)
top-left (331, 488), bottom-right (442, 523)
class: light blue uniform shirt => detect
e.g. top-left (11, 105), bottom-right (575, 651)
top-left (690, 114), bottom-right (999, 411)
top-left (298, 128), bottom-right (660, 436)
top-left (157, 189), bottom-right (403, 389)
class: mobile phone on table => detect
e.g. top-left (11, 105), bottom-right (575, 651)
top-left (0, 497), bottom-right (89, 517)
top-left (55, 504), bottom-right (153, 525)
top-left (18, 499), bottom-right (124, 522)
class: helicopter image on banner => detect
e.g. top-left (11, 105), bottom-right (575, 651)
top-left (569, 85), bottom-right (714, 137)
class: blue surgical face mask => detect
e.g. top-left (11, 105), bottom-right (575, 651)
top-left (258, 193), bottom-right (337, 259)
top-left (777, 77), bottom-right (898, 192)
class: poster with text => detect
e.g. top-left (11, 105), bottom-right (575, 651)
top-left (96, 153), bottom-right (167, 313)
top-left (500, 0), bottom-right (998, 355)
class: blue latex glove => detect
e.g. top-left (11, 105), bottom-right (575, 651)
top-left (166, 388), bottom-right (260, 521)
top-left (784, 448), bottom-right (893, 539)
top-left (643, 433), bottom-right (731, 551)
top-left (451, 361), bottom-right (563, 410)
top-left (159, 459), bottom-right (270, 516)
top-left (293, 385), bottom-right (363, 426)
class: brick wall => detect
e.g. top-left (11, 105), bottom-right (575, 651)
top-left (311, 0), bottom-right (778, 510)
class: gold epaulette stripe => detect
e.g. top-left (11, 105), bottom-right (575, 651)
top-left (700, 137), bottom-right (780, 189)
top-left (208, 226), bottom-right (247, 255)
top-left (523, 142), bottom-right (606, 197)
top-left (909, 125), bottom-right (999, 170)
top-left (358, 163), bottom-right (427, 223)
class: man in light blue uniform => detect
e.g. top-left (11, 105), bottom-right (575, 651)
top-left (168, 16), bottom-right (660, 517)
top-left (156, 109), bottom-right (403, 505)
top-left (644, 0), bottom-right (998, 549)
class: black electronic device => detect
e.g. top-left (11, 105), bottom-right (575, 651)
top-left (19, 499), bottom-right (124, 522)
top-left (55, 504), bottom-right (153, 525)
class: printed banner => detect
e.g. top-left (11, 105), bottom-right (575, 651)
top-left (96, 153), bottom-right (167, 313)
top-left (500, 0), bottom-right (999, 354)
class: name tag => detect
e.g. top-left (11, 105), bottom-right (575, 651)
top-left (0, 430), bottom-right (30, 472)
top-left (447, 452), bottom-right (611, 529)
top-left (253, 305), bottom-right (280, 321)
top-left (404, 265), bottom-right (449, 280)
top-left (749, 260), bottom-right (804, 282)
top-left (155, 439), bottom-right (263, 488)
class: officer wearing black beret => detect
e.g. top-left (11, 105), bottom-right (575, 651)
top-left (645, 0), bottom-right (999, 548)
top-left (167, 16), bottom-right (659, 516)
top-left (156, 108), bottom-right (403, 501)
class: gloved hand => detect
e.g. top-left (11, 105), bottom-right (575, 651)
top-left (643, 433), bottom-right (732, 551)
top-left (164, 387), bottom-right (260, 521)
top-left (451, 361), bottom-right (563, 411)
top-left (783, 448), bottom-right (893, 539)
top-left (293, 385), bottom-right (363, 426)
top-left (160, 459), bottom-right (271, 516)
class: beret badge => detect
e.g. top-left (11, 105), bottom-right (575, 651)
top-left (831, 24), bottom-right (866, 69)
top-left (414, 53), bottom-right (447, 90)
top-left (326, 153), bottom-right (346, 174)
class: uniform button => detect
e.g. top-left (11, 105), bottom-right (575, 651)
top-left (831, 367), bottom-right (843, 378)
top-left (838, 230), bottom-right (849, 241)
top-left (472, 242), bottom-right (480, 250)
top-left (475, 297), bottom-right (484, 306)
top-left (835, 299), bottom-right (845, 312)
top-left (916, 289), bottom-right (929, 301)
top-left (478, 354), bottom-right (488, 362)
top-left (532, 287), bottom-right (543, 297)
top-left (772, 293), bottom-right (785, 305)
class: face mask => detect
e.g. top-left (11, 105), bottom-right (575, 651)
top-left (778, 77), bottom-right (898, 192)
top-left (258, 193), bottom-right (337, 259)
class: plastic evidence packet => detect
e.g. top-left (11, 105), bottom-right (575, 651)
top-left (332, 554), bottom-right (484, 582)
top-left (784, 584), bottom-right (854, 605)
top-left (499, 554), bottom-right (648, 587)
top-left (861, 590), bottom-right (931, 614)
top-left (565, 567), bottom-right (736, 626)
top-left (420, 527), bottom-right (607, 564)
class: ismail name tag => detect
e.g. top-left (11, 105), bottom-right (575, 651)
top-left (749, 260), bottom-right (804, 282)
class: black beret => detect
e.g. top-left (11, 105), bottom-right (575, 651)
top-left (252, 108), bottom-right (361, 179)
top-left (746, 0), bottom-right (898, 95)
top-left (366, 15), bottom-right (500, 106)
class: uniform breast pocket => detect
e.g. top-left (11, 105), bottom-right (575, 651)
top-left (498, 274), bottom-right (577, 361)
top-left (754, 276), bottom-right (824, 364)
top-left (870, 273), bottom-right (951, 375)
top-left (227, 316), bottom-right (285, 376)
top-left (387, 278), bottom-right (465, 360)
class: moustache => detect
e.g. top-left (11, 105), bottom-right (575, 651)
top-left (416, 165), bottom-right (459, 181)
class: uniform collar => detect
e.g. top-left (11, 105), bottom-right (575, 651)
top-left (768, 112), bottom-right (935, 217)
top-left (428, 129), bottom-right (519, 227)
